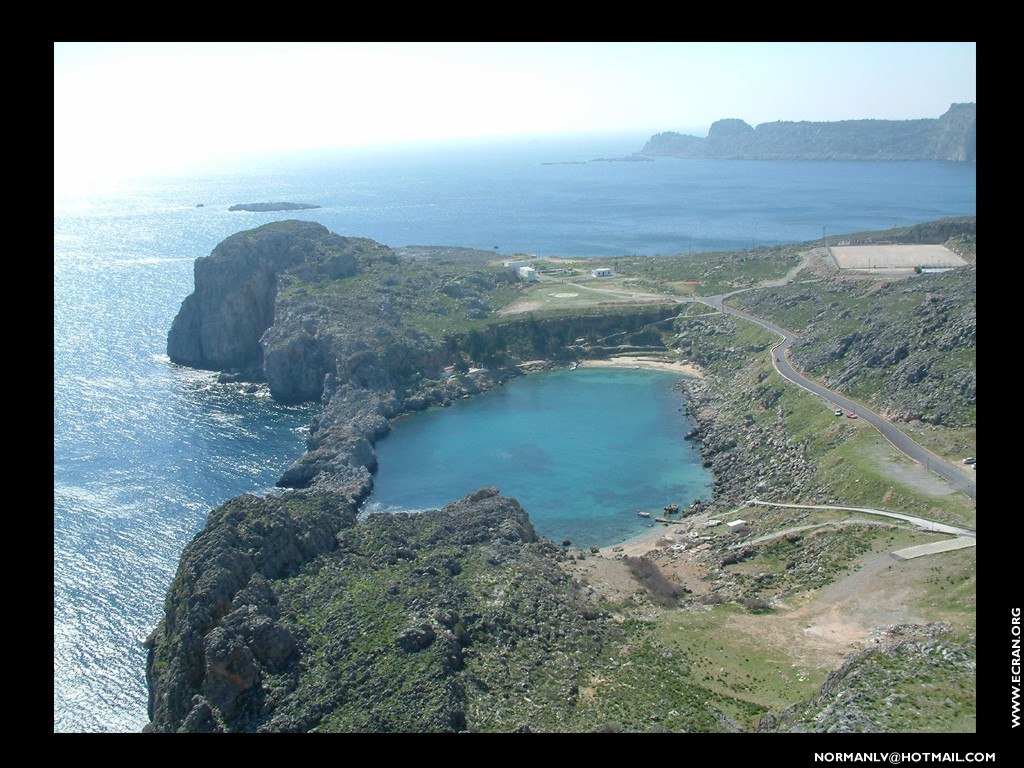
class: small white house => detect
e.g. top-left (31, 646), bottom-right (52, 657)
top-left (518, 266), bottom-right (538, 282)
top-left (503, 259), bottom-right (532, 270)
top-left (591, 268), bottom-right (614, 278)
top-left (727, 520), bottom-right (750, 534)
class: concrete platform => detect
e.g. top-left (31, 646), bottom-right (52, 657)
top-left (891, 536), bottom-right (976, 561)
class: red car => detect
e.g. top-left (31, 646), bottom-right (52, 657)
top-left (846, 412), bottom-right (858, 419)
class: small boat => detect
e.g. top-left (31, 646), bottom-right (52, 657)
top-left (637, 511), bottom-right (650, 518)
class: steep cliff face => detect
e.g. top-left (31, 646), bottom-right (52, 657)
top-left (932, 102), bottom-right (977, 162)
top-left (166, 225), bottom-right (681, 493)
top-left (640, 103), bottom-right (976, 161)
top-left (144, 491), bottom-right (358, 732)
top-left (167, 221), bottom-right (347, 373)
top-left (166, 219), bottom-right (423, 403)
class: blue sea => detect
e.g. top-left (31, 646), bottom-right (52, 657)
top-left (366, 367), bottom-right (710, 547)
top-left (53, 133), bottom-right (976, 732)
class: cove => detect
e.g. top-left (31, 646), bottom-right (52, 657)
top-left (365, 367), bottom-right (713, 548)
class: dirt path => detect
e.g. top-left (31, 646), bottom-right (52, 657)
top-left (572, 499), bottom-right (972, 677)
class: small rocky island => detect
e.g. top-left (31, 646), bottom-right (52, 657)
top-left (228, 202), bottom-right (321, 212)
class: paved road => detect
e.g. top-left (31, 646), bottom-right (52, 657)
top-left (700, 297), bottom-right (977, 502)
top-left (723, 501), bottom-right (976, 561)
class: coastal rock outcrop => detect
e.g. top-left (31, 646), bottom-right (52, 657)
top-left (167, 223), bottom-right (683, 494)
top-left (145, 489), bottom-right (621, 733)
top-left (155, 219), bottom-right (975, 732)
top-left (167, 221), bottom-right (345, 373)
top-left (144, 491), bottom-right (357, 732)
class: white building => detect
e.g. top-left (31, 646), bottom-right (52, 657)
top-left (727, 520), bottom-right (750, 534)
top-left (503, 260), bottom-right (533, 270)
top-left (591, 267), bottom-right (614, 278)
top-left (518, 266), bottom-right (538, 282)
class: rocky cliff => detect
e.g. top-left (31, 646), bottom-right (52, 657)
top-left (640, 103), bottom-right (976, 162)
top-left (167, 222), bottom-right (679, 497)
top-left (167, 221), bottom-right (361, 375)
top-left (146, 484), bottom-right (760, 733)
top-left (144, 491), bottom-right (356, 731)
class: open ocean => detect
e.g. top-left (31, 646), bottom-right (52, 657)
top-left (53, 133), bottom-right (976, 732)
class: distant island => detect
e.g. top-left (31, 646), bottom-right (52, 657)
top-left (640, 103), bottom-right (976, 162)
top-left (590, 155), bottom-right (654, 163)
top-left (542, 156), bottom-right (654, 166)
top-left (228, 202), bottom-right (321, 212)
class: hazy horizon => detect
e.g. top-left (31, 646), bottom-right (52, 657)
top-left (54, 42), bottom-right (976, 193)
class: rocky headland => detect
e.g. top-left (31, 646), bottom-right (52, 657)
top-left (640, 103), bottom-right (976, 162)
top-left (151, 220), bottom-right (976, 731)
top-left (144, 488), bottom-right (629, 732)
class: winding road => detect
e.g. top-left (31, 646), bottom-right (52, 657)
top-left (547, 256), bottom-right (977, 502)
top-left (705, 296), bottom-right (976, 501)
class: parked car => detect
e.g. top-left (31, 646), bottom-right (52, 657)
top-left (846, 412), bottom-right (858, 419)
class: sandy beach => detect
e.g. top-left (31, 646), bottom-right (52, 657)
top-left (599, 522), bottom-right (683, 557)
top-left (576, 355), bottom-right (704, 378)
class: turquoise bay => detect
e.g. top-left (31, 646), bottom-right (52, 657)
top-left (365, 367), bottom-right (712, 548)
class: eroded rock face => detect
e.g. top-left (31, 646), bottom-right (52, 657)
top-left (168, 221), bottom-right (337, 372)
top-left (144, 492), bottom-right (356, 733)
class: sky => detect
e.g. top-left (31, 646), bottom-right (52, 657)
top-left (54, 42), bottom-right (976, 191)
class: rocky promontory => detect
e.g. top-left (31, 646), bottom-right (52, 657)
top-left (167, 221), bottom-right (680, 497)
top-left (152, 221), bottom-right (763, 731)
top-left (145, 488), bottom-right (627, 732)
top-left (640, 103), bottom-right (976, 162)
